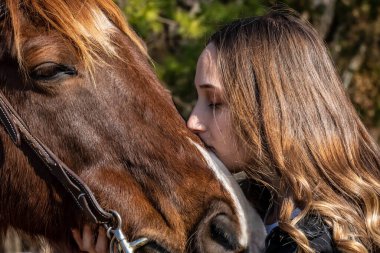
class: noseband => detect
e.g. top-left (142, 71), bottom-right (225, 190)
top-left (0, 91), bottom-right (148, 252)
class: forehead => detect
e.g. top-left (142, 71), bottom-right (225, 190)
top-left (195, 43), bottom-right (222, 89)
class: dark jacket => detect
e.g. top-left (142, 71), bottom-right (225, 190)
top-left (265, 215), bottom-right (338, 253)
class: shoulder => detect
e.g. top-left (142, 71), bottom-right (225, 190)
top-left (265, 215), bottom-right (339, 253)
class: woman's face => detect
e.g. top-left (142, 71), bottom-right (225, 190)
top-left (187, 43), bottom-right (246, 171)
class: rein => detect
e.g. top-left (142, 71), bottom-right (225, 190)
top-left (0, 91), bottom-right (148, 252)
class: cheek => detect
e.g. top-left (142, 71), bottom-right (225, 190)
top-left (209, 113), bottom-right (229, 136)
top-left (212, 113), bottom-right (237, 146)
top-left (217, 111), bottom-right (233, 135)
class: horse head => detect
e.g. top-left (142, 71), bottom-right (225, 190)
top-left (0, 0), bottom-right (265, 252)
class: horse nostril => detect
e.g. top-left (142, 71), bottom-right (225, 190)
top-left (209, 214), bottom-right (240, 251)
top-left (194, 201), bottom-right (246, 253)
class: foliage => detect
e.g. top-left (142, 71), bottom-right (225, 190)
top-left (119, 0), bottom-right (266, 115)
top-left (118, 0), bottom-right (380, 143)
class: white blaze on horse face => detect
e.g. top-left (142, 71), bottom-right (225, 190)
top-left (91, 8), bottom-right (115, 31)
top-left (76, 9), bottom-right (115, 36)
top-left (74, 8), bottom-right (118, 56)
top-left (191, 140), bottom-right (266, 252)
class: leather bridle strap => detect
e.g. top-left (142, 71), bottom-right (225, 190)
top-left (0, 91), bottom-right (113, 224)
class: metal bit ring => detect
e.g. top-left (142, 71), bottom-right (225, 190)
top-left (106, 210), bottom-right (149, 253)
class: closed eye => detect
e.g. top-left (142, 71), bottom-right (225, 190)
top-left (208, 103), bottom-right (222, 110)
top-left (30, 62), bottom-right (77, 82)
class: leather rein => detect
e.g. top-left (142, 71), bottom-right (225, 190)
top-left (0, 91), bottom-right (115, 221)
top-left (0, 89), bottom-right (148, 253)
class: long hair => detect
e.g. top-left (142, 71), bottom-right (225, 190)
top-left (209, 9), bottom-right (380, 253)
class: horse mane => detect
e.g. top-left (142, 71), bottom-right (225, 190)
top-left (2, 0), bottom-right (147, 72)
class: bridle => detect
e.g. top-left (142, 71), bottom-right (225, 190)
top-left (0, 5), bottom-right (148, 251)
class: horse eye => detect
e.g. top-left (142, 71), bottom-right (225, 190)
top-left (30, 62), bottom-right (77, 82)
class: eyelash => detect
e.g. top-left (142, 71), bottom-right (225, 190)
top-left (208, 103), bottom-right (222, 110)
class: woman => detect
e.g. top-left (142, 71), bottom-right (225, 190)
top-left (74, 9), bottom-right (380, 253)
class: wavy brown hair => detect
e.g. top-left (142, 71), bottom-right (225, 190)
top-left (209, 9), bottom-right (380, 253)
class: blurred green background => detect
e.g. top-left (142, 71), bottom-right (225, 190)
top-left (117, 0), bottom-right (380, 143)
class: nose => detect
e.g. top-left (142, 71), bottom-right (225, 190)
top-left (187, 107), bottom-right (206, 134)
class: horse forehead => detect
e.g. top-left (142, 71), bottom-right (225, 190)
top-left (22, 8), bottom-right (116, 36)
top-left (83, 8), bottom-right (116, 34)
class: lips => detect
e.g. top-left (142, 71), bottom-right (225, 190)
top-left (198, 135), bottom-right (215, 152)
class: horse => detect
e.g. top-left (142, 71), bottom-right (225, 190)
top-left (0, 0), bottom-right (266, 252)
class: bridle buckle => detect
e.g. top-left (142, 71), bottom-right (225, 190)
top-left (106, 210), bottom-right (148, 253)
